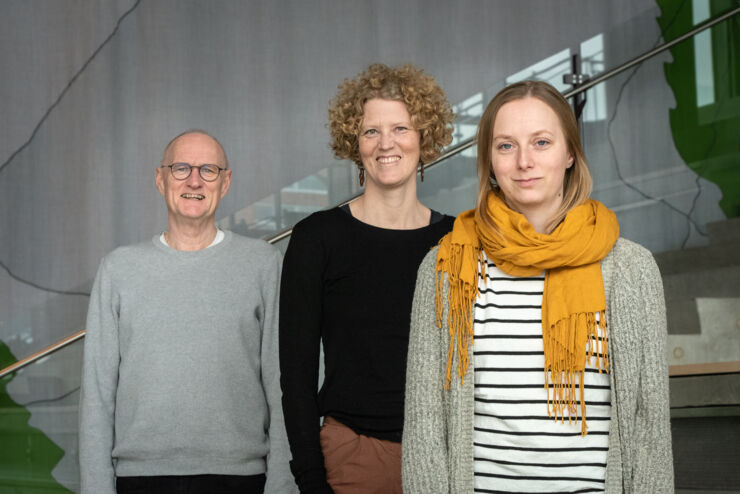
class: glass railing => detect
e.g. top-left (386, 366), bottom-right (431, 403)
top-left (2, 4), bottom-right (739, 492)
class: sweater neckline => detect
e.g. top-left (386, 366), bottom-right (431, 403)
top-left (335, 205), bottom-right (447, 235)
top-left (151, 230), bottom-right (233, 258)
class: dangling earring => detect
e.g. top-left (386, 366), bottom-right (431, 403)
top-left (359, 166), bottom-right (365, 187)
top-left (419, 161), bottom-right (425, 182)
top-left (489, 174), bottom-right (498, 188)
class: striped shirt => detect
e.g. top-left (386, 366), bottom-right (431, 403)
top-left (473, 257), bottom-right (611, 494)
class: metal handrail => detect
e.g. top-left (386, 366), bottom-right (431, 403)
top-left (0, 330), bottom-right (86, 379)
top-left (2, 5), bottom-right (738, 380)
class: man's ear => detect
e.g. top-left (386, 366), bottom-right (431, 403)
top-left (155, 167), bottom-right (166, 196)
top-left (219, 169), bottom-right (232, 198)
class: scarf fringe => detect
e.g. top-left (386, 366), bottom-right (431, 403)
top-left (544, 310), bottom-right (609, 435)
top-left (436, 242), bottom-right (485, 389)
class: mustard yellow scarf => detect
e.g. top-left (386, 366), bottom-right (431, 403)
top-left (436, 192), bottom-right (619, 434)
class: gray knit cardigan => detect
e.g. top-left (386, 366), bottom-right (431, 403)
top-left (402, 238), bottom-right (674, 493)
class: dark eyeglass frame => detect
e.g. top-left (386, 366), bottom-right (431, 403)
top-left (161, 163), bottom-right (226, 182)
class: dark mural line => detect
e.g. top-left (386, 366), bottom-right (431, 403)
top-left (0, 0), bottom-right (142, 176)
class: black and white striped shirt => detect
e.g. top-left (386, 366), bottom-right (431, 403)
top-left (473, 256), bottom-right (611, 494)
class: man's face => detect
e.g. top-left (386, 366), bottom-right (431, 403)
top-left (155, 133), bottom-right (231, 225)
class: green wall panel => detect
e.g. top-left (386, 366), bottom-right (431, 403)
top-left (0, 343), bottom-right (72, 493)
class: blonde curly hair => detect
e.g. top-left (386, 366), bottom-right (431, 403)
top-left (328, 63), bottom-right (455, 168)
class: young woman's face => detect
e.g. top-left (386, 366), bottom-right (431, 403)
top-left (490, 97), bottom-right (573, 222)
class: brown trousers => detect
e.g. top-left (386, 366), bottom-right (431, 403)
top-left (320, 417), bottom-right (403, 494)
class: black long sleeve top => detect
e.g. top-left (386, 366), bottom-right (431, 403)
top-left (279, 206), bottom-right (454, 493)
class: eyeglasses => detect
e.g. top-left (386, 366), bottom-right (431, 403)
top-left (162, 163), bottom-right (226, 182)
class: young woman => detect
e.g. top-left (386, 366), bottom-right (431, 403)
top-left (403, 80), bottom-right (673, 493)
top-left (280, 63), bottom-right (455, 494)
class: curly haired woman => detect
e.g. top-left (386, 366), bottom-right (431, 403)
top-left (280, 63), bottom-right (455, 494)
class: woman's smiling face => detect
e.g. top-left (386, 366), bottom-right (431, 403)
top-left (358, 98), bottom-right (421, 192)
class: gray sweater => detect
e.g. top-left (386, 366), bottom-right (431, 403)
top-left (402, 238), bottom-right (674, 493)
top-left (79, 231), bottom-right (296, 494)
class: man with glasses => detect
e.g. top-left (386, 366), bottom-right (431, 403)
top-left (79, 130), bottom-right (296, 494)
